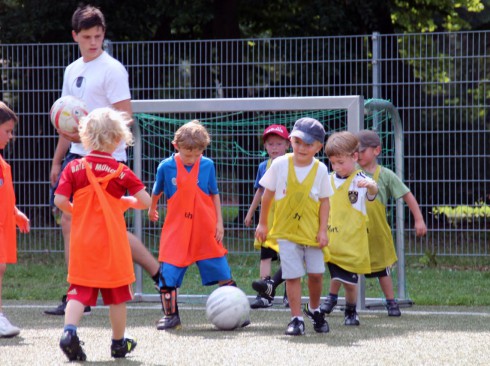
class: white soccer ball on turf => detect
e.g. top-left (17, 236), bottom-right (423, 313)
top-left (206, 286), bottom-right (250, 330)
top-left (50, 95), bottom-right (88, 134)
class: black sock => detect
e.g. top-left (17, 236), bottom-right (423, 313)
top-left (271, 268), bottom-right (284, 287)
top-left (329, 293), bottom-right (338, 300)
top-left (112, 338), bottom-right (124, 346)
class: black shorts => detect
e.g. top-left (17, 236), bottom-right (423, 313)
top-left (327, 262), bottom-right (359, 285)
top-left (260, 246), bottom-right (278, 261)
top-left (365, 268), bottom-right (391, 278)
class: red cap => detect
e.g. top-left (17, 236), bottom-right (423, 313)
top-left (263, 124), bottom-right (289, 141)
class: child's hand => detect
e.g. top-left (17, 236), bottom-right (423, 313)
top-left (244, 214), bottom-right (252, 227)
top-left (357, 178), bottom-right (378, 195)
top-left (215, 222), bottom-right (224, 243)
top-left (317, 230), bottom-right (328, 248)
top-left (255, 223), bottom-right (267, 243)
top-left (148, 208), bottom-right (159, 222)
top-left (414, 219), bottom-right (427, 237)
top-left (15, 210), bottom-right (30, 233)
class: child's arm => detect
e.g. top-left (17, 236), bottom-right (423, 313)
top-left (244, 187), bottom-right (264, 227)
top-left (255, 189), bottom-right (274, 243)
top-left (54, 194), bottom-right (73, 215)
top-left (403, 192), bottom-right (427, 236)
top-left (121, 189), bottom-right (152, 210)
top-left (148, 192), bottom-right (163, 222)
top-left (358, 178), bottom-right (378, 197)
top-left (14, 206), bottom-right (30, 233)
top-left (211, 194), bottom-right (224, 243)
top-left (317, 197), bottom-right (329, 248)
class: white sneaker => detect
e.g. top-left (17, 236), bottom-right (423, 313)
top-left (0, 314), bottom-right (21, 338)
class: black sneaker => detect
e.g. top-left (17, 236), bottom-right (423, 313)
top-left (45, 295), bottom-right (91, 316)
top-left (386, 301), bottom-right (401, 317)
top-left (303, 303), bottom-right (330, 333)
top-left (156, 314), bottom-right (182, 330)
top-left (252, 277), bottom-right (275, 300)
top-left (59, 331), bottom-right (87, 362)
top-left (320, 295), bottom-right (337, 315)
top-left (250, 295), bottom-right (273, 309)
top-left (111, 337), bottom-right (137, 358)
top-left (344, 310), bottom-right (360, 326)
top-left (285, 318), bottom-right (305, 336)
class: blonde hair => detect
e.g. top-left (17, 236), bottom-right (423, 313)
top-left (324, 131), bottom-right (359, 157)
top-left (172, 120), bottom-right (210, 150)
top-left (79, 107), bottom-right (133, 152)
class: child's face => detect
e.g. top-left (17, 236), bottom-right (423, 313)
top-left (264, 134), bottom-right (289, 160)
top-left (0, 120), bottom-right (15, 149)
top-left (177, 146), bottom-right (204, 166)
top-left (358, 146), bottom-right (381, 168)
top-left (72, 26), bottom-right (105, 62)
top-left (329, 153), bottom-right (358, 177)
top-left (290, 137), bottom-right (323, 166)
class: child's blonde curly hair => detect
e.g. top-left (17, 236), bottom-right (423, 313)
top-left (79, 107), bottom-right (133, 152)
top-left (172, 120), bottom-right (210, 151)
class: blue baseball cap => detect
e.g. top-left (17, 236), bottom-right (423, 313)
top-left (289, 117), bottom-right (325, 144)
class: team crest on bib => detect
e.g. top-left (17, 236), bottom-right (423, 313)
top-left (348, 190), bottom-right (358, 204)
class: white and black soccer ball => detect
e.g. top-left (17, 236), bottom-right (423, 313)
top-left (50, 95), bottom-right (88, 134)
top-left (206, 286), bottom-right (250, 330)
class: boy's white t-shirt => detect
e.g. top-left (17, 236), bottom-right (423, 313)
top-left (259, 154), bottom-right (333, 201)
top-left (331, 171), bottom-right (377, 215)
top-left (62, 51), bottom-right (131, 162)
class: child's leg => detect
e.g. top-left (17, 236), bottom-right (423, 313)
top-left (64, 299), bottom-right (85, 327)
top-left (127, 232), bottom-right (160, 283)
top-left (328, 279), bottom-right (342, 295)
top-left (343, 282), bottom-right (360, 326)
top-left (259, 258), bottom-right (272, 278)
top-left (0, 263), bottom-right (5, 313)
top-left (378, 275), bottom-right (395, 299)
top-left (109, 302), bottom-right (127, 340)
top-left (286, 278), bottom-right (302, 317)
top-left (307, 273), bottom-right (323, 309)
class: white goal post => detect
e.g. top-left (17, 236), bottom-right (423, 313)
top-left (129, 96), bottom-right (392, 309)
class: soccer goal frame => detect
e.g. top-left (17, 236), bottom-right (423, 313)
top-left (130, 96), bottom-right (408, 310)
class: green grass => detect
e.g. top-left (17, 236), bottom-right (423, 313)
top-left (3, 252), bottom-right (490, 306)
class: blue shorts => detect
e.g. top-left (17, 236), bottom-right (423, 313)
top-left (160, 256), bottom-right (232, 287)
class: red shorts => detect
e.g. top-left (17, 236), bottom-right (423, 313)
top-left (66, 284), bottom-right (134, 306)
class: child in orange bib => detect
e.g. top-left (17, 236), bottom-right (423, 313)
top-left (149, 120), bottom-right (248, 331)
top-left (0, 102), bottom-right (30, 338)
top-left (54, 108), bottom-right (151, 361)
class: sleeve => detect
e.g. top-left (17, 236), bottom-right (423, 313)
top-left (253, 162), bottom-right (266, 190)
top-left (122, 166), bottom-right (146, 196)
top-left (55, 162), bottom-right (75, 198)
top-left (318, 164), bottom-right (333, 198)
top-left (258, 161), bottom-right (278, 192)
top-left (105, 58), bottom-right (131, 105)
top-left (387, 169), bottom-right (410, 200)
top-left (152, 161), bottom-right (166, 195)
top-left (207, 159), bottom-right (219, 195)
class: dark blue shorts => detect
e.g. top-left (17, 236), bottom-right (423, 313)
top-left (327, 262), bottom-right (359, 285)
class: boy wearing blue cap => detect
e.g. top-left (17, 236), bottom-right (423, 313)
top-left (255, 117), bottom-right (332, 336)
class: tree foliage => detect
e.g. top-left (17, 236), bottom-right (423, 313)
top-left (0, 0), bottom-right (487, 43)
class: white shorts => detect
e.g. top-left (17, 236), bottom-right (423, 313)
top-left (278, 239), bottom-right (325, 279)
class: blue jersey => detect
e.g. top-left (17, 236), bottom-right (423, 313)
top-left (152, 154), bottom-right (219, 199)
top-left (254, 159), bottom-right (271, 190)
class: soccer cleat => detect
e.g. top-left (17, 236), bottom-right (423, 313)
top-left (386, 301), bottom-right (401, 317)
top-left (303, 303), bottom-right (330, 333)
top-left (344, 310), bottom-right (360, 326)
top-left (251, 276), bottom-right (275, 300)
top-left (59, 331), bottom-right (87, 362)
top-left (320, 295), bottom-right (338, 314)
top-left (156, 314), bottom-right (182, 330)
top-left (250, 295), bottom-right (273, 309)
top-left (284, 317), bottom-right (305, 336)
top-left (111, 337), bottom-right (137, 358)
top-left (0, 315), bottom-right (21, 338)
top-left (44, 295), bottom-right (91, 316)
